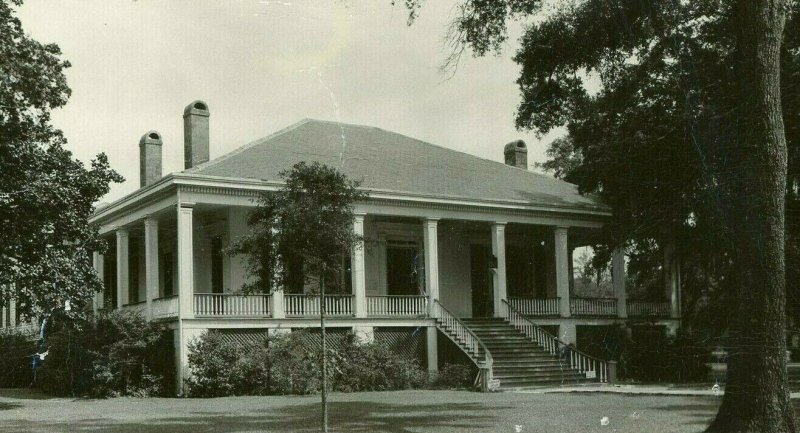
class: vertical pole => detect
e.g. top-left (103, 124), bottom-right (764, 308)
top-left (351, 214), bottom-right (367, 318)
top-left (612, 247), bottom-right (627, 318)
top-left (144, 217), bottom-right (159, 321)
top-left (320, 263), bottom-right (328, 433)
top-left (554, 227), bottom-right (571, 317)
top-left (491, 222), bottom-right (507, 317)
top-left (116, 229), bottom-right (130, 309)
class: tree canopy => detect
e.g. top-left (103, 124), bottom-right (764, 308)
top-left (230, 161), bottom-right (364, 294)
top-left (0, 0), bottom-right (123, 319)
top-left (403, 0), bottom-right (796, 430)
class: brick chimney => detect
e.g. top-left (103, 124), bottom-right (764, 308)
top-left (504, 139), bottom-right (528, 169)
top-left (183, 100), bottom-right (210, 169)
top-left (139, 130), bottom-right (162, 187)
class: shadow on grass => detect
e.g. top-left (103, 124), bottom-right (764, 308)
top-left (0, 402), bottom-right (22, 411)
top-left (650, 400), bottom-right (721, 429)
top-left (0, 401), bottom-right (502, 433)
top-left (0, 388), bottom-right (56, 400)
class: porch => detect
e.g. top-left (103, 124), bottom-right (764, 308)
top-left (96, 203), bottom-right (681, 326)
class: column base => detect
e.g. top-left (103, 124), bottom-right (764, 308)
top-left (426, 326), bottom-right (438, 374)
top-left (353, 326), bottom-right (374, 344)
top-left (560, 323), bottom-right (577, 345)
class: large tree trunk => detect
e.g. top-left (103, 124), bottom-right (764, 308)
top-left (707, 0), bottom-right (796, 431)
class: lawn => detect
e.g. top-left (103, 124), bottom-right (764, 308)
top-left (0, 388), bottom-right (726, 433)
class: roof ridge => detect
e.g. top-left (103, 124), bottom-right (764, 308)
top-left (299, 118), bottom-right (575, 187)
top-left (184, 118), bottom-right (313, 174)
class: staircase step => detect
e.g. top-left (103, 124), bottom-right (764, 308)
top-left (436, 317), bottom-right (602, 387)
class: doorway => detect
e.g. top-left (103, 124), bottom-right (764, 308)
top-left (470, 244), bottom-right (493, 317)
top-left (386, 243), bottom-right (420, 295)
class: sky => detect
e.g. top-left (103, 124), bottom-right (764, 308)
top-left (16, 0), bottom-right (563, 203)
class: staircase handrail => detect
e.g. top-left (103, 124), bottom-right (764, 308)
top-left (430, 299), bottom-right (493, 369)
top-left (500, 299), bottom-right (609, 383)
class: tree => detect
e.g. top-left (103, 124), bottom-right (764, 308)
top-left (0, 0), bottom-right (123, 320)
top-left (402, 0), bottom-right (796, 429)
top-left (230, 161), bottom-right (364, 433)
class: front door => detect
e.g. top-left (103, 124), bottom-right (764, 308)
top-left (470, 244), bottom-right (493, 317)
top-left (387, 244), bottom-right (419, 295)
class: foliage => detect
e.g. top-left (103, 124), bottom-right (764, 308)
top-left (35, 310), bottom-right (173, 397)
top-left (0, 329), bottom-right (35, 388)
top-left (431, 363), bottom-right (476, 390)
top-left (619, 330), bottom-right (711, 383)
top-left (0, 0), bottom-right (123, 319)
top-left (185, 330), bottom-right (428, 397)
top-left (229, 161), bottom-right (365, 294)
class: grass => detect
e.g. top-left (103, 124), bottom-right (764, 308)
top-left (0, 388), bottom-right (731, 433)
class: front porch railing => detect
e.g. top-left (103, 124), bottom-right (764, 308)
top-left (627, 301), bottom-right (671, 318)
top-left (570, 297), bottom-right (617, 317)
top-left (122, 300), bottom-right (148, 315)
top-left (152, 295), bottom-right (179, 319)
top-left (366, 295), bottom-right (427, 317)
top-left (284, 294), bottom-right (354, 317)
top-left (507, 297), bottom-right (560, 316)
top-left (194, 293), bottom-right (271, 317)
top-left (501, 299), bottom-right (608, 383)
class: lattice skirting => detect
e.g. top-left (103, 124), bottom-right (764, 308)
top-left (213, 327), bottom-right (426, 365)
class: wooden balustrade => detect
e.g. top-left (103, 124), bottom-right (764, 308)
top-left (627, 301), bottom-right (671, 318)
top-left (284, 294), bottom-right (354, 317)
top-left (501, 299), bottom-right (608, 383)
top-left (507, 297), bottom-right (560, 316)
top-left (570, 297), bottom-right (618, 317)
top-left (152, 295), bottom-right (179, 319)
top-left (366, 295), bottom-right (427, 317)
top-left (121, 300), bottom-right (148, 315)
top-left (193, 293), bottom-right (271, 317)
top-left (431, 299), bottom-right (493, 391)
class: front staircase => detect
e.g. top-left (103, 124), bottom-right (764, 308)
top-left (461, 318), bottom-right (592, 389)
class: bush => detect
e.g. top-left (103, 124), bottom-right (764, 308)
top-left (186, 330), bottom-right (428, 397)
top-left (620, 330), bottom-right (710, 383)
top-left (0, 329), bottom-right (35, 388)
top-left (36, 310), bottom-right (174, 397)
top-left (432, 363), bottom-right (476, 389)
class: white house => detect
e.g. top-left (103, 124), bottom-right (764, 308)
top-left (4, 100), bottom-right (682, 391)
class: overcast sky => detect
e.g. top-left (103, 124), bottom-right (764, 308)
top-left (17, 0), bottom-right (563, 203)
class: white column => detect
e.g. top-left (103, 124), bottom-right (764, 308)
top-left (144, 217), bottom-right (159, 321)
top-left (426, 326), bottom-right (438, 373)
top-left (560, 323), bottom-right (577, 345)
top-left (1, 300), bottom-right (6, 328)
top-left (178, 203), bottom-right (195, 319)
top-left (423, 218), bottom-right (440, 306)
top-left (554, 227), bottom-right (571, 317)
top-left (271, 290), bottom-right (285, 319)
top-left (8, 298), bottom-right (16, 327)
top-left (664, 243), bottom-right (681, 319)
top-left (116, 229), bottom-right (130, 309)
top-left (92, 252), bottom-right (105, 314)
top-left (491, 222), bottom-right (507, 317)
top-left (612, 247), bottom-right (627, 318)
top-left (351, 214), bottom-right (367, 318)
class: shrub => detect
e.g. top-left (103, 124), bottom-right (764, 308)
top-left (619, 330), bottom-right (710, 383)
top-left (0, 329), bottom-right (35, 388)
top-left (333, 337), bottom-right (427, 392)
top-left (432, 363), bottom-right (476, 389)
top-left (186, 330), bottom-right (428, 397)
top-left (36, 310), bottom-right (174, 397)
